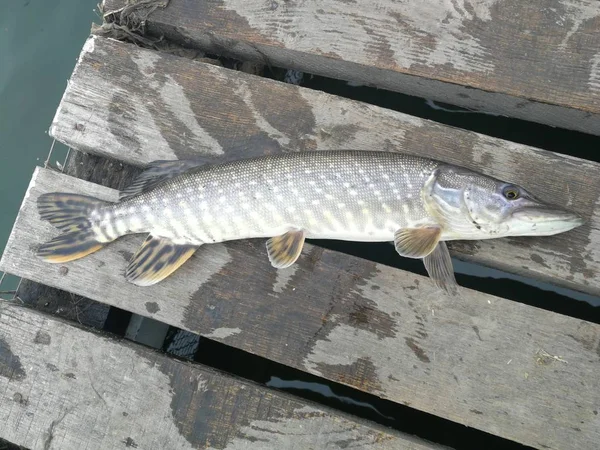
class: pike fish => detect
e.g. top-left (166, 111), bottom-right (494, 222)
top-left (36, 151), bottom-right (584, 292)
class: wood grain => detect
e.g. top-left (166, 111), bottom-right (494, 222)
top-left (50, 36), bottom-right (600, 297)
top-left (102, 0), bottom-right (600, 135)
top-left (0, 305), bottom-right (433, 450)
top-left (2, 168), bottom-right (599, 449)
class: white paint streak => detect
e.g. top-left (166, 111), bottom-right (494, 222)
top-left (131, 50), bottom-right (162, 78)
top-left (558, 1), bottom-right (600, 49)
top-left (273, 264), bottom-right (298, 294)
top-left (303, 268), bottom-right (442, 393)
top-left (224, 0), bottom-right (498, 72)
top-left (131, 52), bottom-right (223, 159)
top-left (133, 100), bottom-right (176, 159)
top-left (590, 52), bottom-right (600, 93)
top-left (234, 81), bottom-right (291, 147)
top-left (204, 327), bottom-right (242, 340)
top-left (81, 34), bottom-right (96, 54)
top-left (161, 75), bottom-right (224, 154)
top-left (189, 244), bottom-right (232, 289)
top-left (299, 90), bottom-right (414, 149)
top-left (411, 0), bottom-right (498, 72)
top-left (216, 406), bottom-right (395, 449)
top-left (582, 194), bottom-right (600, 276)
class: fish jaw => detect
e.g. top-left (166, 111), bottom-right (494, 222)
top-left (508, 207), bottom-right (585, 236)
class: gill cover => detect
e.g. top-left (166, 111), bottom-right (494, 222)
top-left (421, 166), bottom-right (482, 237)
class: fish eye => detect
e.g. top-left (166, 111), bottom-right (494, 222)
top-left (503, 186), bottom-right (520, 200)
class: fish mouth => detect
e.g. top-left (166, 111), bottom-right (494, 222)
top-left (511, 207), bottom-right (585, 236)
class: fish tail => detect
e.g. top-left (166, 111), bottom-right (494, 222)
top-left (36, 193), bottom-right (110, 263)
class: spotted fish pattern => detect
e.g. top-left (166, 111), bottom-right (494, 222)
top-left (99, 152), bottom-right (438, 244)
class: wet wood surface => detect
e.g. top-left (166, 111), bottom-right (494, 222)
top-left (50, 36), bottom-right (600, 297)
top-left (102, 0), bottom-right (600, 135)
top-left (2, 168), bottom-right (599, 450)
top-left (0, 305), bottom-right (432, 450)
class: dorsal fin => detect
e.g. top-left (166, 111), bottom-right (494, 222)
top-left (120, 159), bottom-right (209, 201)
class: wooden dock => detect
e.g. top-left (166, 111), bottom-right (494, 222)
top-left (1, 1), bottom-right (599, 449)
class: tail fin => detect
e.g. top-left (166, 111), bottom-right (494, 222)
top-left (37, 193), bottom-right (110, 263)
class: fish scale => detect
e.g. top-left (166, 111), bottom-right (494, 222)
top-left (106, 151), bottom-right (438, 244)
top-left (36, 150), bottom-right (584, 290)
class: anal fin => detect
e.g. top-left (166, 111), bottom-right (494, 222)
top-left (126, 234), bottom-right (200, 286)
top-left (266, 230), bottom-right (306, 269)
top-left (423, 241), bottom-right (458, 295)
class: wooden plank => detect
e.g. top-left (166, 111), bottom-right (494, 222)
top-left (2, 168), bottom-right (600, 449)
top-left (50, 36), bottom-right (600, 297)
top-left (102, 0), bottom-right (600, 135)
top-left (0, 304), bottom-right (435, 450)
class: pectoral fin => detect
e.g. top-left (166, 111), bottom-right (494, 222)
top-left (423, 241), bottom-right (458, 295)
top-left (126, 234), bottom-right (201, 286)
top-left (266, 230), bottom-right (306, 269)
top-left (394, 226), bottom-right (441, 258)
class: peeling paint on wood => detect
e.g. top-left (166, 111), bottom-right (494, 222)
top-left (0, 306), bottom-right (427, 450)
top-left (159, 74), bottom-right (224, 154)
top-left (272, 264), bottom-right (298, 294)
top-left (50, 37), bottom-right (600, 297)
top-left (1, 168), bottom-right (599, 449)
top-left (590, 52), bottom-right (600, 93)
top-left (220, 0), bottom-right (499, 73)
top-left (102, 0), bottom-right (600, 134)
top-left (212, 406), bottom-right (399, 449)
top-left (204, 327), bottom-right (242, 340)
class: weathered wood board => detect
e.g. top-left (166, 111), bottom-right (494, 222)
top-left (102, 0), bottom-right (600, 135)
top-left (2, 168), bottom-right (599, 450)
top-left (0, 306), bottom-right (435, 450)
top-left (50, 36), bottom-right (600, 297)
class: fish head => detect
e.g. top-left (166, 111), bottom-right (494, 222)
top-left (426, 165), bottom-right (585, 239)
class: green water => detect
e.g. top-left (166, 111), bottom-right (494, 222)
top-left (0, 0), bottom-right (98, 290)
